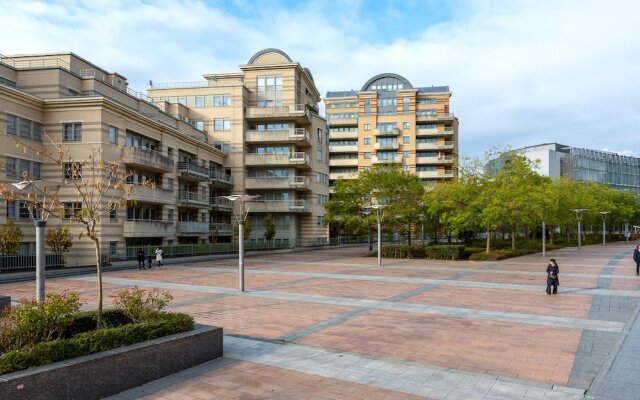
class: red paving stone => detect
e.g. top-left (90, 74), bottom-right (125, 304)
top-left (458, 271), bottom-right (599, 288)
top-left (296, 309), bottom-right (581, 385)
top-left (263, 278), bottom-right (424, 301)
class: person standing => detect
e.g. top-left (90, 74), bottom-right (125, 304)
top-left (633, 245), bottom-right (640, 276)
top-left (155, 247), bottom-right (163, 268)
top-left (137, 249), bottom-right (146, 270)
top-left (546, 258), bottom-right (559, 295)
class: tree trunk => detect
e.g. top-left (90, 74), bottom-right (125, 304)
top-left (92, 236), bottom-right (103, 329)
top-left (407, 223), bottom-right (412, 246)
top-left (550, 229), bottom-right (554, 245)
top-left (486, 228), bottom-right (492, 253)
top-left (511, 227), bottom-right (516, 251)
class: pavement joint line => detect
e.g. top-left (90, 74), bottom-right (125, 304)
top-left (223, 334), bottom-right (585, 400)
top-left (74, 276), bottom-right (625, 333)
top-left (137, 267), bottom-right (640, 298)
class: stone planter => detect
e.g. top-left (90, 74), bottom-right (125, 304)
top-left (0, 295), bottom-right (9, 310)
top-left (0, 324), bottom-right (223, 400)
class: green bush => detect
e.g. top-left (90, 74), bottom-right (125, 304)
top-left (0, 311), bottom-right (193, 374)
top-left (113, 286), bottom-right (173, 323)
top-left (425, 244), bottom-right (465, 260)
top-left (380, 244), bottom-right (413, 259)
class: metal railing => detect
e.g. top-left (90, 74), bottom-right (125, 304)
top-left (177, 161), bottom-right (210, 179)
top-left (121, 146), bottom-right (174, 171)
top-left (0, 252), bottom-right (109, 272)
top-left (149, 81), bottom-right (209, 89)
top-left (177, 191), bottom-right (209, 206)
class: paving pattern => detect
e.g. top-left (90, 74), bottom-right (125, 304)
top-left (2, 242), bottom-right (640, 399)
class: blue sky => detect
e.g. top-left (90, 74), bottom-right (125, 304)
top-left (1, 0), bottom-right (639, 158)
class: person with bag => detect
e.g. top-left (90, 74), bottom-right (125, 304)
top-left (155, 247), bottom-right (164, 269)
top-left (633, 245), bottom-right (640, 276)
top-left (546, 258), bottom-right (559, 295)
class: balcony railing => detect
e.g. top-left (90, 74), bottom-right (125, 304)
top-left (210, 223), bottom-right (233, 236)
top-left (177, 191), bottom-right (209, 207)
top-left (210, 197), bottom-right (234, 212)
top-left (328, 117), bottom-right (358, 126)
top-left (328, 131), bottom-right (358, 140)
top-left (210, 170), bottom-right (233, 187)
top-left (126, 184), bottom-right (175, 204)
top-left (245, 128), bottom-right (311, 146)
top-left (372, 157), bottom-right (398, 164)
top-left (329, 172), bottom-right (358, 180)
top-left (416, 112), bottom-right (455, 122)
top-left (176, 221), bottom-right (209, 235)
top-left (245, 104), bottom-right (309, 121)
top-left (374, 142), bottom-right (400, 151)
top-left (121, 147), bottom-right (174, 172)
top-left (329, 158), bottom-right (359, 167)
top-left (374, 128), bottom-right (400, 136)
top-left (416, 156), bottom-right (455, 164)
top-left (177, 161), bottom-right (209, 180)
top-left (289, 176), bottom-right (312, 190)
top-left (245, 152), bottom-right (311, 168)
top-left (329, 145), bottom-right (359, 153)
top-left (123, 220), bottom-right (174, 238)
top-left (248, 200), bottom-right (311, 214)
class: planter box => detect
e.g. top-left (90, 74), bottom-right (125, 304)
top-left (0, 295), bottom-right (9, 310)
top-left (0, 324), bottom-right (223, 400)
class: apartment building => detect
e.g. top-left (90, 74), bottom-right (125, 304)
top-left (325, 73), bottom-right (458, 186)
top-left (0, 49), bottom-right (329, 254)
top-left (147, 48), bottom-right (330, 244)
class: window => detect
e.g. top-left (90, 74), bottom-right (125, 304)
top-left (403, 165), bottom-right (410, 172)
top-left (403, 122), bottom-right (410, 129)
top-left (167, 147), bottom-right (174, 158)
top-left (63, 163), bottom-right (82, 180)
top-left (317, 216), bottom-right (325, 226)
top-left (125, 132), bottom-right (158, 151)
top-left (403, 136), bottom-right (410, 144)
top-left (167, 177), bottom-right (174, 190)
top-left (214, 95), bottom-right (231, 106)
top-left (403, 96), bottom-right (410, 113)
top-left (403, 151), bottom-right (410, 158)
top-left (317, 194), bottom-right (328, 205)
top-left (109, 126), bottom-right (118, 144)
top-left (6, 157), bottom-right (41, 179)
top-left (363, 137), bottom-right (371, 145)
top-left (7, 114), bottom-right (41, 140)
top-left (63, 123), bottom-right (82, 142)
top-left (63, 202), bottom-right (83, 219)
top-left (364, 98), bottom-right (371, 115)
top-left (257, 75), bottom-right (283, 107)
top-left (110, 207), bottom-right (117, 221)
top-left (317, 128), bottom-right (323, 144)
top-left (316, 149), bottom-right (322, 161)
top-left (364, 123), bottom-right (370, 131)
top-left (364, 166), bottom-right (371, 171)
top-left (417, 165), bottom-right (437, 172)
top-left (195, 96), bottom-right (204, 108)
top-left (168, 209), bottom-right (174, 221)
top-left (364, 152), bottom-right (371, 159)
top-left (6, 200), bottom-right (16, 219)
top-left (109, 242), bottom-right (118, 256)
top-left (192, 120), bottom-right (204, 131)
top-left (214, 118), bottom-right (231, 131)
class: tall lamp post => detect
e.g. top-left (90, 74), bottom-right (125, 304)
top-left (365, 204), bottom-right (387, 268)
top-left (11, 180), bottom-right (54, 302)
top-left (542, 218), bottom-right (546, 258)
top-left (599, 211), bottom-right (610, 245)
top-left (223, 194), bottom-right (259, 292)
top-left (571, 209), bottom-right (588, 250)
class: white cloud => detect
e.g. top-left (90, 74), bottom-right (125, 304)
top-left (1, 0), bottom-right (638, 157)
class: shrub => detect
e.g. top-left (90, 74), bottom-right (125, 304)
top-left (380, 244), bottom-right (412, 259)
top-left (424, 244), bottom-right (465, 260)
top-left (113, 286), bottom-right (173, 323)
top-left (0, 291), bottom-right (81, 352)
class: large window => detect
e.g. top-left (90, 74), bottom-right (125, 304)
top-left (253, 123), bottom-right (289, 131)
top-left (257, 75), bottom-right (283, 107)
top-left (214, 118), bottom-right (231, 132)
top-left (63, 163), bottom-right (83, 180)
top-left (125, 132), bottom-right (159, 150)
top-left (63, 202), bottom-right (83, 219)
top-left (63, 123), bottom-right (82, 142)
top-left (6, 157), bottom-right (41, 179)
top-left (109, 126), bottom-right (118, 144)
top-left (7, 114), bottom-right (42, 140)
top-left (248, 169), bottom-right (290, 178)
top-left (213, 95), bottom-right (231, 107)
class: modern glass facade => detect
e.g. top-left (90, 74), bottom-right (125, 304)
top-left (561, 148), bottom-right (640, 192)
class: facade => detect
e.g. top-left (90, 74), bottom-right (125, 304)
top-left (0, 49), bottom-right (329, 254)
top-left (324, 73), bottom-right (458, 186)
top-left (486, 143), bottom-right (640, 192)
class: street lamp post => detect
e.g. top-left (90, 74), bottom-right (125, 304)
top-left (542, 219), bottom-right (546, 258)
top-left (599, 211), bottom-right (610, 245)
top-left (365, 205), bottom-right (387, 268)
top-left (571, 209), bottom-right (588, 250)
top-left (223, 194), bottom-right (259, 292)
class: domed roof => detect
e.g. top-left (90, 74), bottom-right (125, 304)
top-left (361, 73), bottom-right (413, 91)
top-left (247, 48), bottom-right (293, 64)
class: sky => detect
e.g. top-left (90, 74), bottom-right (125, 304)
top-left (1, 0), bottom-right (639, 158)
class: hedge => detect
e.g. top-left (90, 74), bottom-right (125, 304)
top-left (0, 311), bottom-right (193, 375)
top-left (424, 245), bottom-right (465, 260)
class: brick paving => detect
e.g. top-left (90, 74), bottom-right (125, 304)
top-left (2, 241), bottom-right (640, 399)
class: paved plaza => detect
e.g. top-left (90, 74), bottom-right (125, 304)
top-left (2, 242), bottom-right (640, 399)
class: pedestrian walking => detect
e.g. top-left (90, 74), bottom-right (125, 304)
top-left (137, 249), bottom-right (146, 270)
top-left (546, 258), bottom-right (559, 295)
top-left (147, 254), bottom-right (153, 269)
top-left (633, 244), bottom-right (640, 276)
top-left (155, 247), bottom-right (163, 268)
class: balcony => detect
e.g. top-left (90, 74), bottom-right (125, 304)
top-left (245, 128), bottom-right (312, 147)
top-left (177, 161), bottom-right (210, 181)
top-left (210, 197), bottom-right (234, 212)
top-left (126, 184), bottom-right (174, 205)
top-left (244, 176), bottom-right (311, 191)
top-left (245, 152), bottom-right (311, 169)
top-left (210, 170), bottom-right (233, 188)
top-left (372, 157), bottom-right (399, 164)
top-left (374, 128), bottom-right (400, 137)
top-left (416, 156), bottom-right (455, 165)
top-left (210, 222), bottom-right (233, 236)
top-left (416, 141), bottom-right (454, 150)
top-left (245, 104), bottom-right (310, 124)
top-left (329, 131), bottom-right (358, 140)
top-left (176, 221), bottom-right (209, 235)
top-left (329, 145), bottom-right (358, 153)
top-left (416, 170), bottom-right (455, 179)
top-left (327, 117), bottom-right (358, 126)
top-left (374, 142), bottom-right (400, 151)
top-left (329, 172), bottom-right (358, 180)
top-left (121, 147), bottom-right (173, 173)
top-left (289, 176), bottom-right (312, 191)
top-left (176, 191), bottom-right (209, 208)
top-left (416, 112), bottom-right (455, 122)
top-left (329, 158), bottom-right (358, 167)
top-left (123, 220), bottom-right (174, 238)
top-left (248, 200), bottom-right (311, 214)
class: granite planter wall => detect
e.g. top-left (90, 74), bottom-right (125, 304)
top-left (0, 324), bottom-right (223, 400)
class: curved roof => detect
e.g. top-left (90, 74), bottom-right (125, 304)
top-left (247, 48), bottom-right (293, 64)
top-left (361, 73), bottom-right (413, 91)
top-left (303, 67), bottom-right (314, 83)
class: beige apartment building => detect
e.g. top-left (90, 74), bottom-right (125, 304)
top-left (325, 73), bottom-right (458, 186)
top-left (0, 48), bottom-right (329, 254)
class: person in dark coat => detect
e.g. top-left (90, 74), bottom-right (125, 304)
top-left (634, 245), bottom-right (640, 276)
top-left (137, 249), bottom-right (146, 270)
top-left (546, 258), bottom-right (559, 295)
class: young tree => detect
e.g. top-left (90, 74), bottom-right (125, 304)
top-left (0, 134), bottom-right (136, 328)
top-left (263, 213), bottom-right (276, 243)
top-left (0, 220), bottom-right (23, 255)
top-left (233, 218), bottom-right (252, 242)
top-left (45, 225), bottom-right (73, 253)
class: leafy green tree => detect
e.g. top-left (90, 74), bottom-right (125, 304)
top-left (233, 218), bottom-right (252, 242)
top-left (45, 225), bottom-right (73, 253)
top-left (0, 220), bottom-right (23, 255)
top-left (263, 213), bottom-right (276, 242)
